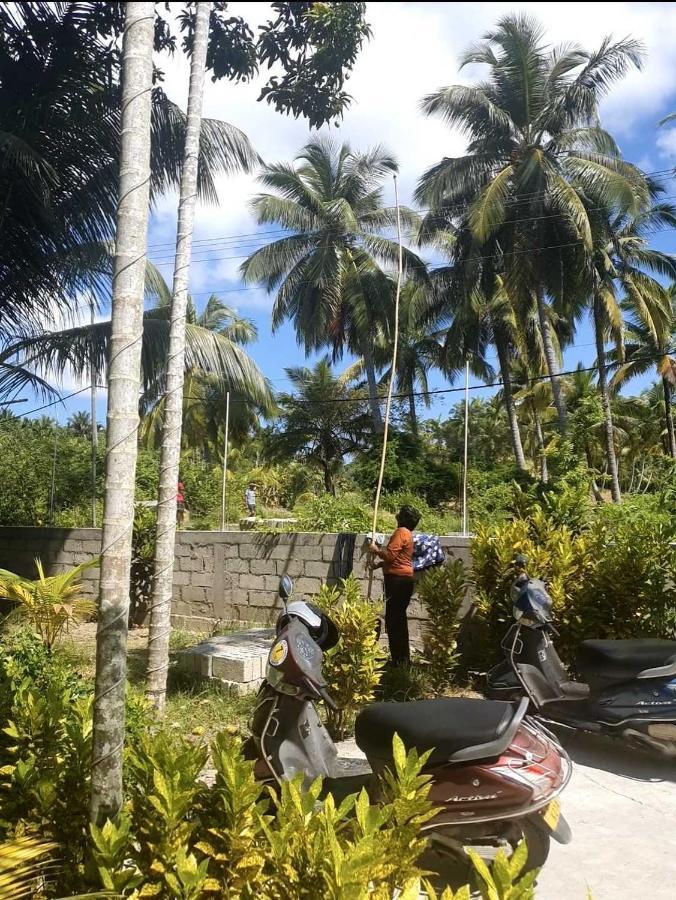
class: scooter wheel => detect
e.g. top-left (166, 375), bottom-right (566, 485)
top-left (510, 817), bottom-right (551, 872)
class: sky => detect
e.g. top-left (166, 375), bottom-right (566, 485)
top-left (27, 1), bottom-right (676, 426)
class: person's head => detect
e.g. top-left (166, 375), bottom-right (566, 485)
top-left (177, 481), bottom-right (184, 490)
top-left (249, 482), bottom-right (255, 490)
top-left (396, 505), bottom-right (420, 531)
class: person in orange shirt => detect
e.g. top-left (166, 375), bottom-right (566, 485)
top-left (369, 505), bottom-right (421, 666)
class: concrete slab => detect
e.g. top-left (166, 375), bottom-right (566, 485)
top-left (537, 732), bottom-right (676, 900)
top-left (177, 628), bottom-right (274, 694)
top-left (336, 731), bottom-right (676, 899)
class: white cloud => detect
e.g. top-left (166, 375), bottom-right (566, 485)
top-left (150, 2), bottom-right (676, 305)
top-left (656, 128), bottom-right (676, 160)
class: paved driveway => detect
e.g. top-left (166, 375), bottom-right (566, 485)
top-left (337, 731), bottom-right (676, 898)
top-left (537, 732), bottom-right (676, 900)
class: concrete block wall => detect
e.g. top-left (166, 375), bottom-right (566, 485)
top-left (0, 527), bottom-right (472, 636)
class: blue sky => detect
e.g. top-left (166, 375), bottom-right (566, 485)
top-left (29, 1), bottom-right (676, 427)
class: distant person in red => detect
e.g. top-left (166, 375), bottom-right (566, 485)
top-left (369, 504), bottom-right (421, 666)
top-left (176, 481), bottom-right (186, 526)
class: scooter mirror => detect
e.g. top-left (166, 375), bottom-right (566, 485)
top-left (278, 574), bottom-right (293, 602)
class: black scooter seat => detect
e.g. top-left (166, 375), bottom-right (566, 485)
top-left (577, 639), bottom-right (676, 683)
top-left (355, 698), bottom-right (515, 766)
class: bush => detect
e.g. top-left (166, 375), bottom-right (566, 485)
top-left (0, 558), bottom-right (97, 650)
top-left (313, 576), bottom-right (387, 738)
top-left (418, 560), bottom-right (470, 691)
top-left (468, 502), bottom-right (676, 670)
top-left (293, 492), bottom-right (387, 533)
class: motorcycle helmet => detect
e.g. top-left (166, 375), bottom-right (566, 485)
top-left (276, 600), bottom-right (339, 651)
top-left (511, 576), bottom-right (553, 625)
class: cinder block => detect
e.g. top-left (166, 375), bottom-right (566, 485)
top-left (179, 586), bottom-right (208, 605)
top-left (293, 577), bottom-right (322, 595)
top-left (191, 573), bottom-right (214, 588)
top-left (304, 561), bottom-right (330, 579)
top-left (239, 573), bottom-right (263, 591)
top-left (173, 570), bottom-right (191, 586)
top-left (250, 559), bottom-right (275, 576)
top-left (275, 559), bottom-right (304, 577)
top-left (225, 557), bottom-right (248, 574)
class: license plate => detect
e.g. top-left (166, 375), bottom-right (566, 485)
top-left (542, 798), bottom-right (561, 830)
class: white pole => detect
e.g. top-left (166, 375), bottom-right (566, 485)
top-left (221, 390), bottom-right (230, 530)
top-left (90, 298), bottom-right (98, 527)
top-left (462, 359), bottom-right (470, 536)
top-left (50, 420), bottom-right (58, 525)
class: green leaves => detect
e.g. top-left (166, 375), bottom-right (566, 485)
top-left (467, 840), bottom-right (538, 900)
top-left (419, 559), bottom-right (470, 691)
top-left (313, 576), bottom-right (387, 739)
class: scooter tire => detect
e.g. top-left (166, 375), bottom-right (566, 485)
top-left (512, 817), bottom-right (551, 872)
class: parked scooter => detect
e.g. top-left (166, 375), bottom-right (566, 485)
top-left (245, 575), bottom-right (572, 871)
top-left (486, 556), bottom-right (676, 758)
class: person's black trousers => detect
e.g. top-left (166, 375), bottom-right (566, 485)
top-left (384, 574), bottom-right (415, 665)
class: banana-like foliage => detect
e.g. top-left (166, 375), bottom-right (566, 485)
top-left (0, 557), bottom-right (97, 649)
top-left (0, 836), bottom-right (60, 900)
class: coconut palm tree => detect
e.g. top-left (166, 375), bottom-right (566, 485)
top-left (140, 298), bottom-right (273, 454)
top-left (585, 194), bottom-right (676, 499)
top-left (611, 284), bottom-right (676, 458)
top-left (372, 279), bottom-right (445, 434)
top-left (66, 411), bottom-right (92, 439)
top-left (416, 14), bottom-right (648, 432)
top-left (240, 137), bottom-right (425, 430)
top-left (268, 358), bottom-right (370, 495)
top-left (89, 0), bottom-right (154, 827)
top-left (147, 0), bottom-right (212, 712)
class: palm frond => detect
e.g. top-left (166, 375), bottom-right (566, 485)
top-left (469, 164), bottom-right (514, 241)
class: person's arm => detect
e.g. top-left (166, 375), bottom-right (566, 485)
top-left (370, 530), bottom-right (403, 566)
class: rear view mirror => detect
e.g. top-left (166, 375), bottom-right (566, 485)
top-left (279, 574), bottom-right (293, 601)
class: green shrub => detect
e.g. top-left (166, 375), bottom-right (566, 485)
top-left (378, 661), bottom-right (429, 701)
top-left (418, 560), bottom-right (470, 691)
top-left (469, 503), bottom-right (676, 669)
top-left (0, 558), bottom-right (97, 650)
top-left (313, 576), bottom-right (387, 738)
top-left (293, 492), bottom-right (377, 533)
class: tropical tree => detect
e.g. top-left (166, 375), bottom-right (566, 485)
top-left (240, 137), bottom-right (425, 429)
top-left (267, 358), bottom-right (370, 494)
top-left (0, 1), bottom-right (258, 337)
top-left (373, 280), bottom-right (445, 434)
top-left (146, 1), bottom-right (211, 712)
top-left (89, 1), bottom-right (154, 827)
top-left (431, 224), bottom-right (529, 470)
top-left (416, 14), bottom-right (648, 432)
top-left (140, 297), bottom-right (272, 455)
top-left (612, 283), bottom-right (676, 458)
top-left (67, 411), bottom-right (92, 439)
top-left (585, 194), bottom-right (676, 498)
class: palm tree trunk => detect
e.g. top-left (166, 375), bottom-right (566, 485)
top-left (146, 2), bottom-right (210, 711)
top-left (322, 463), bottom-right (335, 495)
top-left (585, 445), bottom-right (604, 502)
top-left (495, 332), bottom-right (527, 471)
top-left (90, 2), bottom-right (154, 826)
top-left (532, 401), bottom-right (548, 483)
top-left (535, 289), bottom-right (567, 432)
top-left (593, 296), bottom-right (621, 503)
top-left (361, 339), bottom-right (383, 431)
top-left (662, 376), bottom-right (676, 459)
top-left (408, 391), bottom-right (418, 435)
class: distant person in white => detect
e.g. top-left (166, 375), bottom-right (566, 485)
top-left (245, 484), bottom-right (256, 517)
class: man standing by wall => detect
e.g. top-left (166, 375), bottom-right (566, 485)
top-left (245, 483), bottom-right (257, 518)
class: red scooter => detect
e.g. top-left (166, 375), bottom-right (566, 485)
top-left (246, 576), bottom-right (572, 872)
